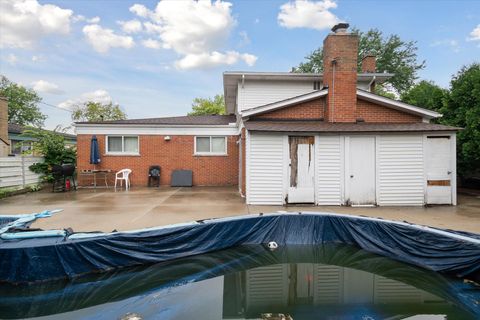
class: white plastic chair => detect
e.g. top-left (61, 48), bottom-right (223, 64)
top-left (115, 169), bottom-right (132, 190)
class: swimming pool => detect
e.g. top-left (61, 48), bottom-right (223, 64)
top-left (0, 244), bottom-right (478, 319)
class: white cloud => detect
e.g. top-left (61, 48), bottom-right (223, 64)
top-left (431, 39), bottom-right (460, 52)
top-left (88, 16), bottom-right (101, 24)
top-left (142, 38), bottom-right (162, 49)
top-left (129, 3), bottom-right (150, 18)
top-left (175, 51), bottom-right (257, 70)
top-left (278, 0), bottom-right (340, 30)
top-left (118, 19), bottom-right (142, 34)
top-left (130, 0), bottom-right (257, 69)
top-left (58, 89), bottom-right (113, 110)
top-left (31, 80), bottom-right (64, 94)
top-left (239, 31), bottom-right (250, 45)
top-left (74, 15), bottom-right (100, 24)
top-left (467, 24), bottom-right (480, 42)
top-left (82, 24), bottom-right (135, 53)
top-left (0, 0), bottom-right (73, 48)
top-left (5, 53), bottom-right (18, 65)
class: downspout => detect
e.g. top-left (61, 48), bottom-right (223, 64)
top-left (331, 58), bottom-right (337, 123)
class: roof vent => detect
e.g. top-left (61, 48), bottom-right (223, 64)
top-left (331, 22), bottom-right (349, 33)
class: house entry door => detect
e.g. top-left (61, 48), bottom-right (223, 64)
top-left (288, 136), bottom-right (315, 203)
top-left (426, 136), bottom-right (452, 204)
top-left (348, 136), bottom-right (376, 206)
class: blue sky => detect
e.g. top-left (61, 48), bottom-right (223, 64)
top-left (0, 0), bottom-right (479, 131)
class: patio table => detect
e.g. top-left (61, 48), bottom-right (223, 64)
top-left (79, 170), bottom-right (113, 189)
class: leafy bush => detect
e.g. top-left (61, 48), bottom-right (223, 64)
top-left (24, 127), bottom-right (76, 182)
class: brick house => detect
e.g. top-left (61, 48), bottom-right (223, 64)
top-left (75, 24), bottom-right (459, 206)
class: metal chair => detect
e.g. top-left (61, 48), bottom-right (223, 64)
top-left (148, 165), bottom-right (161, 187)
top-left (115, 169), bottom-right (132, 190)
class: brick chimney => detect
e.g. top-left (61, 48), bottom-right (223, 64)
top-left (361, 54), bottom-right (376, 92)
top-left (323, 23), bottom-right (358, 123)
top-left (0, 97), bottom-right (9, 156)
top-left (361, 54), bottom-right (376, 73)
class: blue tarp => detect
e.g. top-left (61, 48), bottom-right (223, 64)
top-left (0, 212), bottom-right (479, 284)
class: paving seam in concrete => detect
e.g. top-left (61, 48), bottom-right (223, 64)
top-left (129, 187), bottom-right (182, 222)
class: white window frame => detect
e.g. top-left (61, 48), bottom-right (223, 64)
top-left (194, 136), bottom-right (228, 156)
top-left (106, 135), bottom-right (140, 155)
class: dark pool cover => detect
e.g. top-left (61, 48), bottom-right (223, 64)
top-left (0, 212), bottom-right (479, 284)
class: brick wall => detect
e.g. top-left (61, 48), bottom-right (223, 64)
top-left (77, 134), bottom-right (239, 187)
top-left (250, 96), bottom-right (420, 123)
top-left (323, 32), bottom-right (359, 122)
top-left (253, 98), bottom-right (325, 120)
top-left (356, 98), bottom-right (422, 123)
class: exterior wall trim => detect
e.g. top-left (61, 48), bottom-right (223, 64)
top-left (75, 125), bottom-right (239, 136)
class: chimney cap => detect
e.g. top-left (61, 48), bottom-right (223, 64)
top-left (331, 23), bottom-right (349, 33)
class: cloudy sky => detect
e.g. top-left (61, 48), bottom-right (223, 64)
top-left (0, 0), bottom-right (479, 130)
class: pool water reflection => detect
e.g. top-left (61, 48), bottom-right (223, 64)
top-left (0, 244), bottom-right (478, 319)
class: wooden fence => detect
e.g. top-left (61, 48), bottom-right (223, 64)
top-left (0, 157), bottom-right (43, 189)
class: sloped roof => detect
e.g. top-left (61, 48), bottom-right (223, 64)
top-left (245, 121), bottom-right (460, 133)
top-left (8, 123), bottom-right (76, 139)
top-left (75, 115), bottom-right (236, 126)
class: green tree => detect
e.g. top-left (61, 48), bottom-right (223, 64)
top-left (441, 63), bottom-right (480, 177)
top-left (188, 94), bottom-right (225, 115)
top-left (25, 126), bottom-right (77, 182)
top-left (0, 75), bottom-right (46, 127)
top-left (401, 80), bottom-right (447, 113)
top-left (293, 28), bottom-right (425, 95)
top-left (71, 101), bottom-right (127, 122)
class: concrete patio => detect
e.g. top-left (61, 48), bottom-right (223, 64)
top-left (1, 186), bottom-right (479, 233)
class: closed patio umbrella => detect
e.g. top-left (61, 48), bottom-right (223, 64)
top-left (90, 135), bottom-right (101, 167)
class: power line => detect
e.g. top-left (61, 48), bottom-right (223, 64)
top-left (39, 101), bottom-right (72, 113)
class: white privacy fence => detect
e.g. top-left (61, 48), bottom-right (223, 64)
top-left (0, 157), bottom-right (43, 188)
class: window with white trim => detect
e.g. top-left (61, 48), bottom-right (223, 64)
top-left (106, 136), bottom-right (139, 154)
top-left (195, 136), bottom-right (227, 155)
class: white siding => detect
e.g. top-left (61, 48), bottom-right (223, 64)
top-left (246, 265), bottom-right (288, 308)
top-left (315, 136), bottom-right (343, 205)
top-left (247, 133), bottom-right (285, 205)
top-left (374, 276), bottom-right (423, 304)
top-left (238, 80), bottom-right (314, 112)
top-left (377, 135), bottom-right (425, 206)
top-left (313, 264), bottom-right (344, 304)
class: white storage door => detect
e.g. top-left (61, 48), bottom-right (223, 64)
top-left (315, 136), bottom-right (343, 205)
top-left (377, 135), bottom-right (425, 206)
top-left (426, 136), bottom-right (452, 204)
top-left (347, 136), bottom-right (376, 206)
top-left (247, 133), bottom-right (285, 205)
